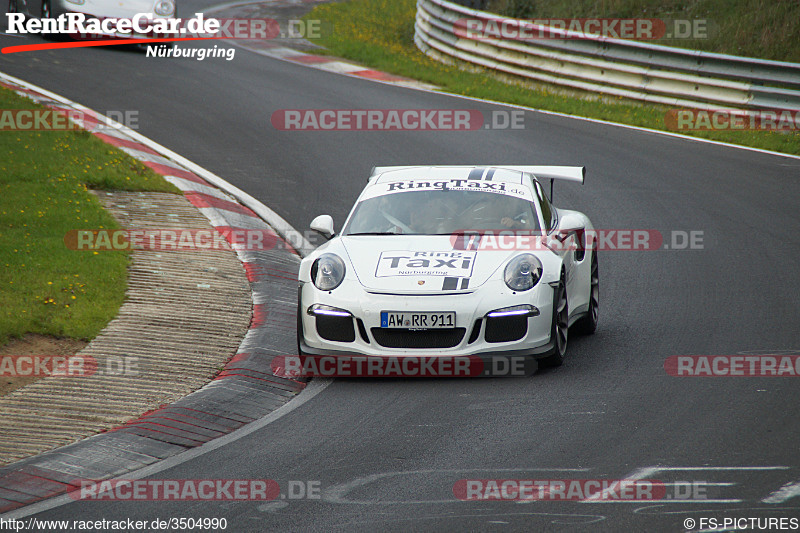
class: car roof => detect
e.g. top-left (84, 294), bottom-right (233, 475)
top-left (370, 166), bottom-right (529, 185)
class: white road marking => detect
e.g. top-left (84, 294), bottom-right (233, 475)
top-left (323, 468), bottom-right (591, 505)
top-left (579, 465), bottom-right (791, 505)
top-left (762, 480), bottom-right (800, 504)
top-left (163, 176), bottom-right (236, 200)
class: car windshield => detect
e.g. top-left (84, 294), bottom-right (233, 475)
top-left (343, 190), bottom-right (540, 235)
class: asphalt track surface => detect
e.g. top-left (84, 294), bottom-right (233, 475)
top-left (2, 3), bottom-right (800, 530)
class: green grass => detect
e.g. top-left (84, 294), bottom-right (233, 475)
top-left (491, 0), bottom-right (800, 63)
top-left (304, 0), bottom-right (800, 156)
top-left (0, 87), bottom-right (180, 346)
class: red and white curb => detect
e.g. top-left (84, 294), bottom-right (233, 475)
top-left (1, 77), bottom-right (296, 255)
top-left (256, 45), bottom-right (438, 90)
top-left (0, 71), bottom-right (319, 514)
top-left (0, 84), bottom-right (297, 261)
top-left (203, 0), bottom-right (437, 91)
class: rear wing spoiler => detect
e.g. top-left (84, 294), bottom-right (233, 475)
top-left (370, 165), bottom-right (584, 183)
top-left (509, 166), bottom-right (585, 201)
top-left (370, 165), bottom-right (585, 200)
top-left (506, 166), bottom-right (585, 185)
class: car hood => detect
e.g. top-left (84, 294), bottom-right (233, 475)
top-left (340, 235), bottom-right (518, 294)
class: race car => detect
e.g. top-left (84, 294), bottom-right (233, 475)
top-left (297, 165), bottom-right (599, 368)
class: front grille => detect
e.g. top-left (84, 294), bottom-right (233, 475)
top-left (370, 328), bottom-right (466, 348)
top-left (316, 315), bottom-right (356, 342)
top-left (484, 315), bottom-right (528, 343)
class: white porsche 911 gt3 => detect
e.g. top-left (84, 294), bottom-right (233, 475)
top-left (297, 165), bottom-right (598, 369)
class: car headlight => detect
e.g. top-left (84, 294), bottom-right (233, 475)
top-left (64, 0), bottom-right (85, 4)
top-left (311, 254), bottom-right (346, 291)
top-left (154, 0), bottom-right (175, 16)
top-left (486, 304), bottom-right (539, 317)
top-left (504, 254), bottom-right (542, 291)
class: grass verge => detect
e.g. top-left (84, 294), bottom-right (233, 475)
top-left (0, 86), bottom-right (180, 346)
top-left (304, 0), bottom-right (800, 156)
top-left (490, 0), bottom-right (800, 63)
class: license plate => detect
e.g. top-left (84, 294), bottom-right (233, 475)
top-left (380, 311), bottom-right (455, 329)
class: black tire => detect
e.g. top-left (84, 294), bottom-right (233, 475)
top-left (539, 272), bottom-right (568, 368)
top-left (40, 0), bottom-right (59, 40)
top-left (574, 252), bottom-right (599, 335)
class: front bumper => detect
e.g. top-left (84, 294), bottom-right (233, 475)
top-left (298, 279), bottom-right (556, 358)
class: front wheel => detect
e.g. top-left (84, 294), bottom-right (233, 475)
top-left (539, 273), bottom-right (568, 368)
top-left (40, 0), bottom-right (60, 40)
top-left (574, 252), bottom-right (599, 335)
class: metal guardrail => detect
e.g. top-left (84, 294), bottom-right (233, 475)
top-left (414, 0), bottom-right (800, 112)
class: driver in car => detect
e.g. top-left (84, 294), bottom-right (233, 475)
top-left (408, 197), bottom-right (444, 234)
top-left (464, 193), bottom-right (530, 230)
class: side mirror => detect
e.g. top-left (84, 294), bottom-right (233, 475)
top-left (310, 215), bottom-right (335, 239)
top-left (557, 213), bottom-right (587, 261)
top-left (557, 213), bottom-right (585, 234)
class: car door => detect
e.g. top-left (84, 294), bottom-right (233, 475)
top-left (534, 181), bottom-right (581, 314)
